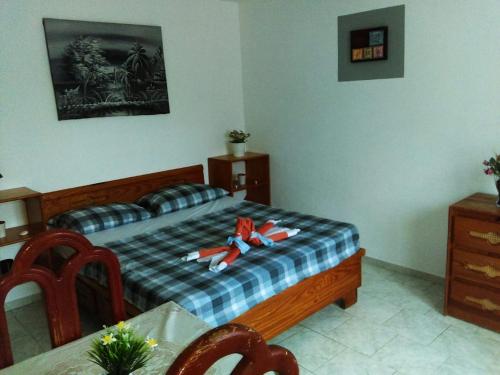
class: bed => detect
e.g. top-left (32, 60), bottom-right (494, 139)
top-left (40, 165), bottom-right (365, 340)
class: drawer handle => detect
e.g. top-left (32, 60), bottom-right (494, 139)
top-left (464, 263), bottom-right (500, 278)
top-left (469, 231), bottom-right (500, 245)
top-left (464, 296), bottom-right (500, 312)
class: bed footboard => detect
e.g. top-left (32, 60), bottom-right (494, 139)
top-left (76, 248), bottom-right (365, 339)
top-left (232, 248), bottom-right (365, 339)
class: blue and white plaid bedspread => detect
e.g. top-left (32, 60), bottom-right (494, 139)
top-left (84, 201), bottom-right (360, 326)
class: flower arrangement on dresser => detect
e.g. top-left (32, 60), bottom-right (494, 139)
top-left (227, 129), bottom-right (250, 157)
top-left (88, 321), bottom-right (157, 375)
top-left (482, 154), bottom-right (500, 206)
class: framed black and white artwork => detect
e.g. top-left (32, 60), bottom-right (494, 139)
top-left (43, 18), bottom-right (169, 121)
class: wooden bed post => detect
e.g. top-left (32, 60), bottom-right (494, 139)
top-left (340, 289), bottom-right (358, 308)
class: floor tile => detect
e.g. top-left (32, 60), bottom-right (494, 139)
top-left (11, 335), bottom-right (42, 363)
top-left (362, 279), bottom-right (426, 308)
top-left (429, 325), bottom-right (500, 372)
top-left (372, 335), bottom-right (448, 370)
top-left (347, 290), bottom-right (401, 324)
top-left (425, 308), bottom-right (479, 333)
top-left (362, 260), bottom-right (394, 277)
top-left (268, 324), bottom-right (308, 345)
top-left (5, 312), bottom-right (29, 337)
top-left (300, 303), bottom-right (352, 337)
top-left (397, 283), bottom-right (444, 314)
top-left (383, 308), bottom-right (450, 345)
top-left (30, 326), bottom-right (52, 352)
top-left (316, 348), bottom-right (397, 375)
top-left (10, 300), bottom-right (101, 356)
top-left (278, 328), bottom-right (346, 372)
top-left (13, 300), bottom-right (49, 332)
top-left (325, 317), bottom-right (397, 356)
top-left (362, 266), bottom-right (394, 284)
top-left (383, 271), bottom-right (435, 291)
top-left (298, 366), bottom-right (313, 374)
top-left (365, 280), bottom-right (444, 316)
top-left (434, 357), bottom-right (492, 375)
top-left (474, 325), bottom-right (500, 343)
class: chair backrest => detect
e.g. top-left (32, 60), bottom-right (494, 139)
top-left (166, 323), bottom-right (299, 375)
top-left (0, 229), bottom-right (126, 369)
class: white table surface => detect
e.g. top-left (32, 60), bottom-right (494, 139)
top-left (0, 302), bottom-right (239, 374)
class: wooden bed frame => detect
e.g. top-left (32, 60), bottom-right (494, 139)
top-left (40, 165), bottom-right (365, 340)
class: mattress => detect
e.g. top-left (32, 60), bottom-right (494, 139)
top-left (83, 200), bottom-right (360, 326)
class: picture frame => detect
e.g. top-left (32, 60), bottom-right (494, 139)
top-left (350, 26), bottom-right (388, 63)
top-left (43, 18), bottom-right (170, 121)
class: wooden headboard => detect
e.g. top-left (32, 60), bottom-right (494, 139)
top-left (40, 165), bottom-right (204, 223)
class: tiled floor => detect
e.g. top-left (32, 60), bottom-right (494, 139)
top-left (5, 301), bottom-right (101, 363)
top-left (270, 260), bottom-right (500, 375)
top-left (5, 260), bottom-right (500, 374)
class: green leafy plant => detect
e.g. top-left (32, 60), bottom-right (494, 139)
top-left (88, 321), bottom-right (157, 375)
top-left (483, 154), bottom-right (500, 177)
top-left (228, 129), bottom-right (250, 143)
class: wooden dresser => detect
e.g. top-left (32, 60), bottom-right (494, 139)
top-left (445, 193), bottom-right (500, 332)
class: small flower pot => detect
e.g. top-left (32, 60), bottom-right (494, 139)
top-left (230, 142), bottom-right (246, 157)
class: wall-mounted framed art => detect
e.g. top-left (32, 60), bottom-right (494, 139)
top-left (351, 26), bottom-right (388, 63)
top-left (337, 5), bottom-right (405, 82)
top-left (43, 18), bottom-right (170, 121)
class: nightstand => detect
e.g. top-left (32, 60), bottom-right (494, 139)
top-left (0, 187), bottom-right (44, 247)
top-left (208, 152), bottom-right (270, 205)
top-left (445, 193), bottom-right (500, 332)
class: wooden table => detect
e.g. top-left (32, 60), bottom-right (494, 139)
top-left (0, 302), bottom-right (237, 374)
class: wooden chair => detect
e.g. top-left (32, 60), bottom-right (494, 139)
top-left (166, 323), bottom-right (299, 375)
top-left (0, 229), bottom-right (126, 369)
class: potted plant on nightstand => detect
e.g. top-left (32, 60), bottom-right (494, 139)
top-left (228, 130), bottom-right (250, 157)
top-left (483, 154), bottom-right (500, 207)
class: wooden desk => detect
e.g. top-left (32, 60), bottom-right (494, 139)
top-left (0, 302), bottom-right (236, 374)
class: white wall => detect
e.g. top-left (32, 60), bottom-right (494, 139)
top-left (0, 0), bottom-right (244, 204)
top-left (0, 0), bottom-right (244, 303)
top-left (240, 0), bottom-right (500, 277)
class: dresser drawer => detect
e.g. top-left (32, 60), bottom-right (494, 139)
top-left (450, 280), bottom-right (500, 320)
top-left (454, 216), bottom-right (500, 255)
top-left (452, 249), bottom-right (500, 288)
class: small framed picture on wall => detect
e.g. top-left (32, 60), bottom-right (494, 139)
top-left (350, 26), bottom-right (388, 62)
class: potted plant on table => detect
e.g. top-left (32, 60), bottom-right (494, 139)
top-left (483, 154), bottom-right (500, 207)
top-left (88, 321), bottom-right (158, 375)
top-left (228, 130), bottom-right (250, 157)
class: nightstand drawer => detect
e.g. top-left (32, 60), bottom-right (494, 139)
top-left (454, 216), bottom-right (500, 255)
top-left (452, 249), bottom-right (500, 288)
top-left (450, 280), bottom-right (500, 319)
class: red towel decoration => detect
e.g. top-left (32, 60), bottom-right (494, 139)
top-left (181, 217), bottom-right (300, 272)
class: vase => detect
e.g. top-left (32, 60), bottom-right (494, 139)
top-left (230, 142), bottom-right (246, 157)
top-left (495, 176), bottom-right (500, 207)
